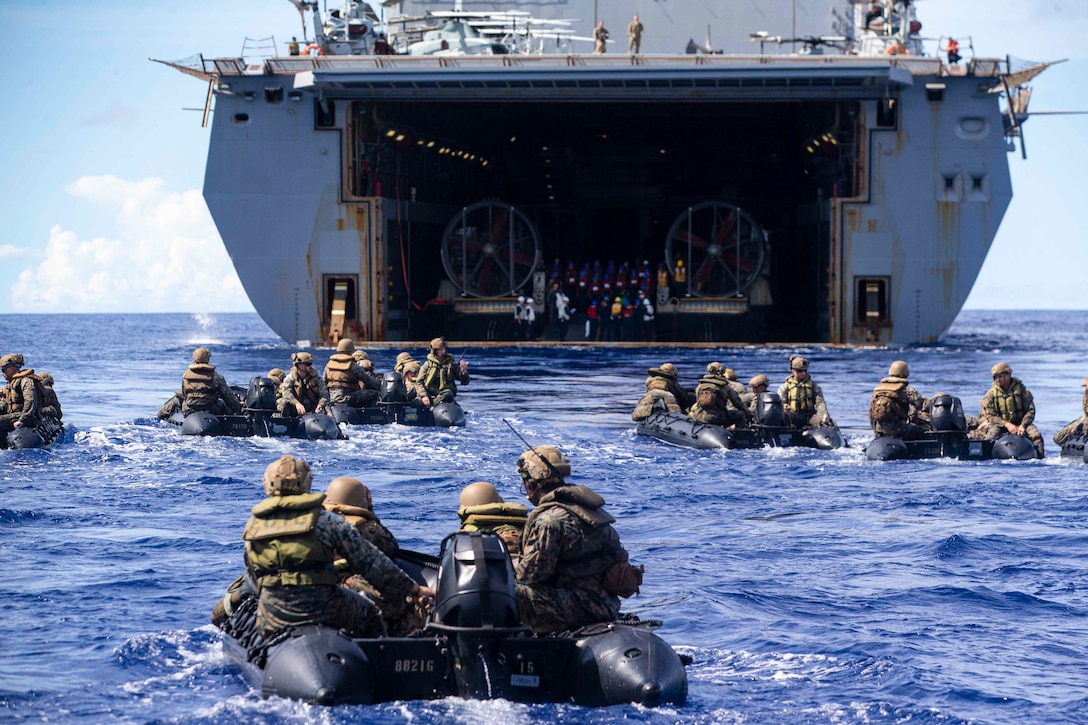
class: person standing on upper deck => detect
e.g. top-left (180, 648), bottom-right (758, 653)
top-left (627, 15), bottom-right (643, 55)
top-left (593, 21), bottom-right (609, 54)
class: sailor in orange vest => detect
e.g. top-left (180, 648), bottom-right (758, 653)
top-left (673, 259), bottom-right (688, 296)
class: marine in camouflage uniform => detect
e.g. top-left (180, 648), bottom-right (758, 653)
top-left (393, 351), bottom-right (417, 375)
top-left (1053, 374), bottom-right (1088, 446)
top-left (776, 356), bottom-right (835, 429)
top-left (36, 373), bottom-right (62, 421)
top-left (457, 481), bottom-right (528, 558)
top-left (278, 351), bottom-right (330, 416)
top-left (0, 353), bottom-right (43, 435)
top-left (741, 374), bottom-right (770, 418)
top-left (181, 347), bottom-right (242, 415)
top-left (322, 476), bottom-right (426, 636)
top-left (631, 363), bottom-right (692, 421)
top-left (242, 456), bottom-right (430, 638)
top-left (970, 362), bottom-right (1045, 458)
top-left (413, 337), bottom-right (469, 407)
top-left (869, 361), bottom-right (929, 440)
top-left (323, 338), bottom-right (382, 407)
top-left (688, 362), bottom-right (750, 428)
top-left (513, 446), bottom-right (641, 633)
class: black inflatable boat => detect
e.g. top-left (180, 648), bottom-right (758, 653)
top-left (636, 392), bottom-right (844, 451)
top-left (1060, 430), bottom-right (1088, 462)
top-left (166, 377), bottom-right (344, 440)
top-left (864, 394), bottom-right (1037, 461)
top-left (218, 532), bottom-right (688, 708)
top-left (2, 417), bottom-right (64, 450)
top-left (328, 372), bottom-right (466, 428)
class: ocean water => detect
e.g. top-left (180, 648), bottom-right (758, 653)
top-left (3, 310), bottom-right (1088, 724)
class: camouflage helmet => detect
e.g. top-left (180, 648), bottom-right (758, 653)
top-left (790, 356), bottom-right (809, 371)
top-left (192, 347), bottom-right (211, 364)
top-left (0, 353), bottom-right (23, 369)
top-left (723, 367), bottom-right (738, 382)
top-left (267, 368), bottom-right (286, 385)
top-left (324, 476), bottom-right (372, 510)
top-left (459, 481), bottom-right (504, 508)
top-left (517, 445), bottom-right (571, 484)
top-left (748, 374), bottom-right (770, 389)
top-left (649, 362), bottom-right (677, 379)
top-left (359, 359), bottom-right (374, 372)
top-left (336, 337), bottom-right (355, 354)
top-left (292, 351), bottom-right (315, 366)
top-left (889, 360), bottom-right (910, 378)
top-left (352, 349), bottom-right (370, 362)
top-left (262, 455), bottom-right (313, 496)
top-left (38, 372), bottom-right (55, 386)
top-left (430, 336), bottom-right (447, 351)
top-left (991, 361), bottom-right (1012, 378)
top-left (706, 362), bottom-right (725, 376)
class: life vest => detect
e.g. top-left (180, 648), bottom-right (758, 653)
top-left (657, 268), bottom-right (669, 287)
top-left (291, 369), bottom-right (324, 410)
top-left (182, 363), bottom-right (219, 409)
top-left (243, 492), bottom-right (338, 589)
top-left (3, 369), bottom-right (43, 425)
top-left (419, 353), bottom-right (459, 396)
top-left (783, 376), bottom-right (816, 414)
top-left (527, 486), bottom-right (625, 586)
top-left (992, 379), bottom-right (1027, 423)
top-left (673, 265), bottom-right (687, 284)
top-left (324, 352), bottom-right (358, 391)
top-left (610, 301), bottom-right (622, 318)
top-left (870, 377), bottom-right (908, 423)
top-left (458, 502), bottom-right (529, 533)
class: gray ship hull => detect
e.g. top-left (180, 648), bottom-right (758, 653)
top-left (175, 1), bottom-right (1019, 345)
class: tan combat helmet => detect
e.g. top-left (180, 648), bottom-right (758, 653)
top-left (790, 355), bottom-right (809, 371)
top-left (0, 353), bottom-right (23, 370)
top-left (192, 347), bottom-right (211, 364)
top-left (889, 360), bottom-right (910, 378)
top-left (706, 362), bottom-right (725, 377)
top-left (723, 368), bottom-right (738, 382)
top-left (325, 476), bottom-right (372, 510)
top-left (649, 362), bottom-right (677, 378)
top-left (336, 338), bottom-right (355, 354)
top-left (352, 349), bottom-right (370, 362)
top-left (38, 372), bottom-right (54, 387)
top-left (267, 368), bottom-right (286, 386)
top-left (517, 445), bottom-right (571, 484)
top-left (991, 361), bottom-right (1012, 379)
top-left (748, 374), bottom-right (769, 389)
top-left (292, 351), bottom-right (315, 366)
top-left (459, 481), bottom-right (504, 508)
top-left (430, 336), bottom-right (447, 352)
top-left (263, 455), bottom-right (313, 496)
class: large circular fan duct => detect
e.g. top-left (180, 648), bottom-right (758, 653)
top-left (664, 202), bottom-right (768, 298)
top-left (441, 201), bottom-right (541, 298)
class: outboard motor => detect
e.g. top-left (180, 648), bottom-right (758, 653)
top-left (433, 532), bottom-right (520, 630)
top-left (380, 372), bottom-right (407, 403)
top-left (929, 394), bottom-right (966, 432)
top-left (431, 532), bottom-right (525, 699)
top-left (245, 376), bottom-right (277, 412)
top-left (754, 392), bottom-right (788, 428)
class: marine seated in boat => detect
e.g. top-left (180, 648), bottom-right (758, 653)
top-left (412, 336), bottom-right (469, 409)
top-left (777, 356), bottom-right (840, 431)
top-left (1, 353), bottom-right (64, 448)
top-left (869, 361), bottom-right (930, 441)
top-left (687, 362), bottom-right (750, 429)
top-left (181, 347), bottom-right (243, 417)
top-left (278, 351), bottom-right (330, 417)
top-left (741, 374), bottom-right (770, 418)
top-left (631, 362), bottom-right (692, 421)
top-left (514, 444), bottom-right (643, 633)
top-left (1053, 373), bottom-right (1088, 448)
top-left (323, 337), bottom-right (381, 409)
top-left (210, 455), bottom-right (433, 636)
top-left (457, 481), bottom-right (528, 559)
top-left (968, 362), bottom-right (1045, 459)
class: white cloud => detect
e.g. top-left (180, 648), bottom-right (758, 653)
top-left (0, 244), bottom-right (31, 261)
top-left (9, 175), bottom-right (252, 313)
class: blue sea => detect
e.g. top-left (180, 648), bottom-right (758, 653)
top-left (3, 310), bottom-right (1088, 724)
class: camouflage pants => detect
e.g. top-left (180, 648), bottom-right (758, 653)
top-left (632, 390), bottom-right (680, 421)
top-left (785, 410), bottom-right (825, 430)
top-left (342, 574), bottom-right (428, 637)
top-left (515, 582), bottom-right (620, 634)
top-left (689, 405), bottom-right (746, 428)
top-left (970, 422), bottom-right (1045, 459)
top-left (1054, 417), bottom-right (1086, 446)
top-left (256, 584), bottom-right (386, 638)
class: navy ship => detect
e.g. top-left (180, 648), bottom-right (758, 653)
top-left (159, 1), bottom-right (1050, 345)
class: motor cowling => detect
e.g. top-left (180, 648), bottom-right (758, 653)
top-left (929, 395), bottom-right (966, 432)
top-left (434, 532), bottom-right (519, 629)
top-left (380, 372), bottom-right (407, 403)
top-left (245, 376), bottom-right (277, 412)
top-left (755, 392), bottom-right (787, 427)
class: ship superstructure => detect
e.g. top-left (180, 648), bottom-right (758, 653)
top-left (160, 0), bottom-right (1047, 345)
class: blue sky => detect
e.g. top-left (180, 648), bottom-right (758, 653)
top-left (1, 0), bottom-right (1084, 313)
